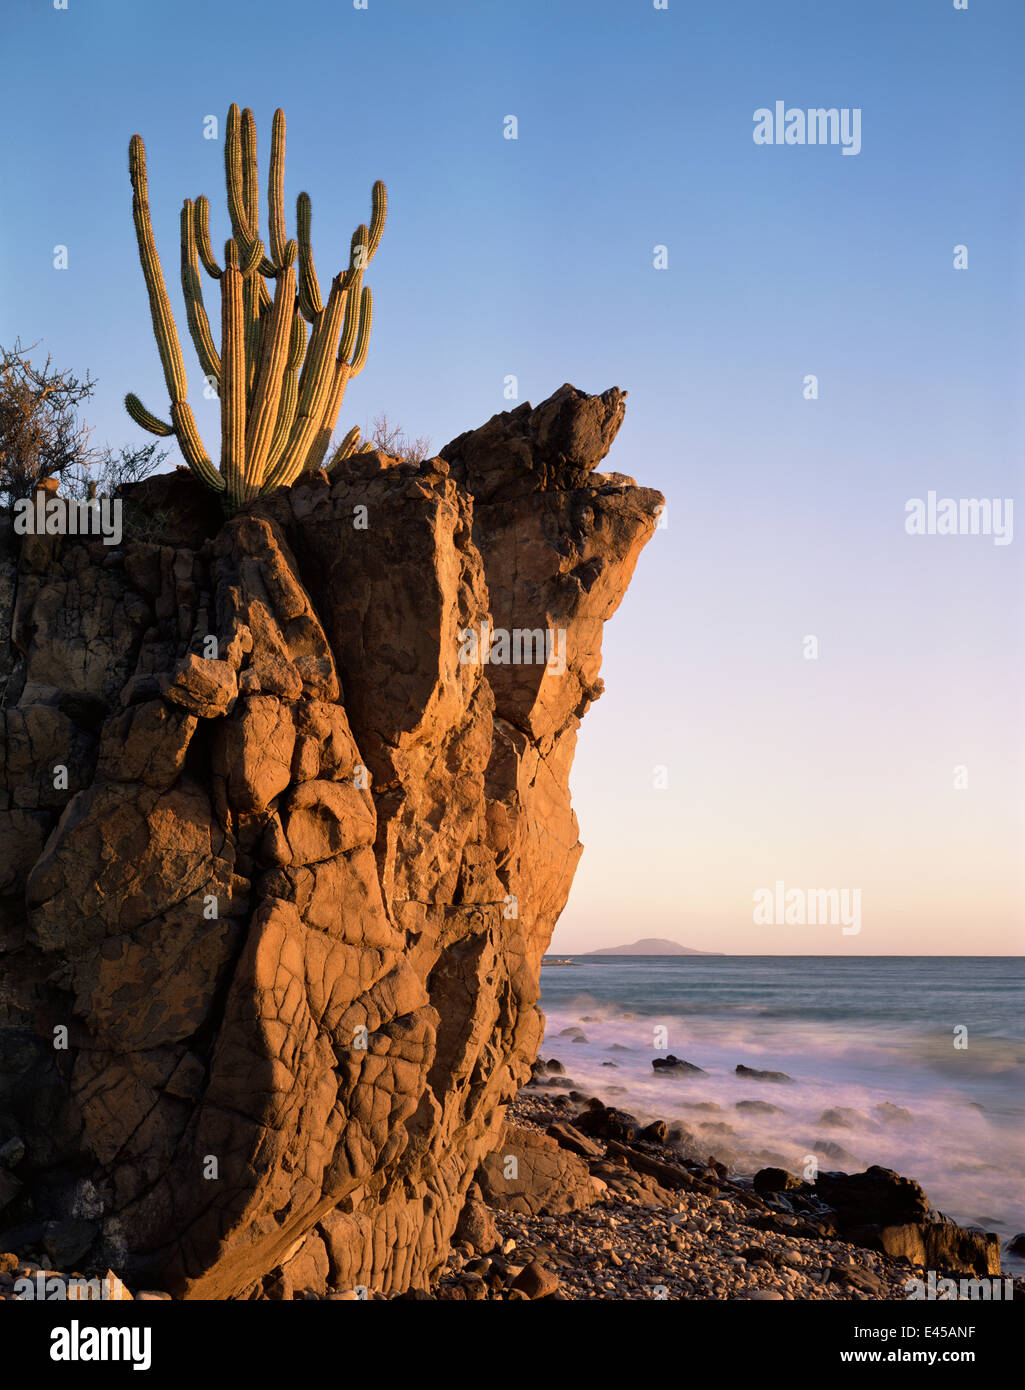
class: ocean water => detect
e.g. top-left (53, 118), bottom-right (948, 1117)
top-left (538, 956), bottom-right (1025, 1269)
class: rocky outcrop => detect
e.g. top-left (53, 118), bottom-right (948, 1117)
top-left (0, 384), bottom-right (660, 1298)
top-left (475, 1123), bottom-right (606, 1217)
top-left (814, 1167), bottom-right (1001, 1278)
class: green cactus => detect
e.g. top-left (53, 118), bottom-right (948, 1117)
top-left (125, 104), bottom-right (385, 508)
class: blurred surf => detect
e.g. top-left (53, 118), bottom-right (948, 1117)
top-left (539, 955), bottom-right (1024, 1269)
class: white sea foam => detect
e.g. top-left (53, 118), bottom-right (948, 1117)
top-left (541, 997), bottom-right (1025, 1268)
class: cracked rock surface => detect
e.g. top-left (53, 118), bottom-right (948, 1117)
top-left (0, 383), bottom-right (660, 1299)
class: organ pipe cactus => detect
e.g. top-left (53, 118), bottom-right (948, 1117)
top-left (125, 104), bottom-right (385, 506)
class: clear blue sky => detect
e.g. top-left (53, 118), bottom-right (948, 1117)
top-left (2, 0), bottom-right (1023, 952)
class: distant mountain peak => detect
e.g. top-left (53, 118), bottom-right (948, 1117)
top-left (582, 937), bottom-right (720, 956)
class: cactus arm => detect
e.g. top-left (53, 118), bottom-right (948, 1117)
top-left (337, 268), bottom-right (363, 363)
top-left (350, 287), bottom-right (373, 376)
top-left (348, 222), bottom-right (369, 276)
top-left (194, 196), bottom-right (222, 278)
top-left (224, 104), bottom-right (256, 254)
top-left (305, 252), bottom-right (372, 473)
top-left (125, 392), bottom-right (174, 436)
top-left (220, 240), bottom-right (246, 508)
top-left (303, 284), bottom-right (370, 471)
top-left (241, 108), bottom-right (259, 239)
top-left (306, 274), bottom-right (373, 472)
top-left (263, 366), bottom-right (300, 487)
top-left (286, 302), bottom-right (308, 373)
top-left (294, 278), bottom-right (346, 421)
top-left (128, 134), bottom-right (222, 490)
top-left (268, 108), bottom-right (287, 266)
top-left (261, 309), bottom-right (306, 485)
top-left (243, 279), bottom-right (260, 402)
top-left (305, 269), bottom-right (359, 472)
top-left (303, 362), bottom-right (351, 474)
top-left (181, 200), bottom-right (222, 384)
top-left (128, 135), bottom-right (188, 404)
top-left (240, 236), bottom-right (266, 279)
top-left (326, 424), bottom-right (361, 472)
top-left (367, 180), bottom-right (387, 261)
top-left (171, 401), bottom-right (224, 491)
top-left (264, 274), bottom-right (346, 489)
top-left (238, 235), bottom-right (268, 399)
top-left (296, 192), bottom-right (323, 322)
top-left (244, 246), bottom-right (297, 497)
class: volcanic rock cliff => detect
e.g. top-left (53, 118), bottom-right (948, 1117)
top-left (0, 383), bottom-right (661, 1298)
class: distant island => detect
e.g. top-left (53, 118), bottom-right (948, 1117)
top-left (580, 937), bottom-right (723, 956)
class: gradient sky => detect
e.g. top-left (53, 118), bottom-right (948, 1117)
top-left (2, 0), bottom-right (1023, 954)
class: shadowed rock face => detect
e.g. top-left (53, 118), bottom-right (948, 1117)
top-left (0, 384), bottom-right (660, 1298)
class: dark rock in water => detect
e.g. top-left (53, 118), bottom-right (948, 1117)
top-left (652, 1054), bottom-right (705, 1076)
top-left (604, 1085), bottom-right (628, 1096)
top-left (818, 1107), bottom-right (867, 1129)
top-left (608, 1044), bottom-right (631, 1053)
top-left (682, 1101), bottom-right (721, 1113)
top-left (863, 1221), bottom-right (1000, 1278)
top-left (667, 1125), bottom-right (693, 1147)
top-left (601, 1061), bottom-right (618, 1068)
top-left (570, 1035), bottom-right (589, 1044)
top-left (874, 1102), bottom-right (913, 1124)
top-left (558, 1027), bottom-right (585, 1038)
top-left (638, 1120), bottom-right (669, 1144)
top-left (736, 1100), bottom-right (783, 1115)
top-left (571, 1104), bottom-right (639, 1143)
top-left (1006, 1233), bottom-right (1025, 1256)
top-left (816, 1166), bottom-right (931, 1225)
top-left (735, 1064), bottom-right (793, 1083)
top-left (811, 1139), bottom-right (860, 1164)
top-left (815, 1167), bottom-right (1001, 1277)
top-left (546, 1059), bottom-right (567, 1075)
top-left (753, 1167), bottom-right (803, 1194)
top-left (0, 383), bottom-right (660, 1298)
